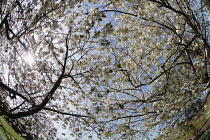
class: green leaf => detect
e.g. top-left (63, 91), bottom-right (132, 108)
top-left (104, 131), bottom-right (113, 137)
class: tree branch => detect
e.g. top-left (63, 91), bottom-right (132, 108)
top-left (0, 81), bottom-right (30, 103)
top-left (43, 107), bottom-right (90, 118)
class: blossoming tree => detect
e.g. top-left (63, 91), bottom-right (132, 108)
top-left (0, 0), bottom-right (209, 139)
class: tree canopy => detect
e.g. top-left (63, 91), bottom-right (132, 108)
top-left (0, 0), bottom-right (210, 139)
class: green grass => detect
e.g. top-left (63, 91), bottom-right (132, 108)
top-left (0, 116), bottom-right (25, 140)
top-left (199, 126), bottom-right (210, 140)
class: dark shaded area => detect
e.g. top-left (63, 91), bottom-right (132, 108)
top-left (200, 126), bottom-right (210, 140)
top-left (5, 117), bottom-right (38, 140)
top-left (0, 93), bottom-right (38, 140)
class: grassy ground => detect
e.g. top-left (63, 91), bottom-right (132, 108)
top-left (200, 126), bottom-right (210, 140)
top-left (0, 116), bottom-right (24, 140)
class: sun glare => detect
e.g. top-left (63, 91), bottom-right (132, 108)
top-left (23, 52), bottom-right (35, 65)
